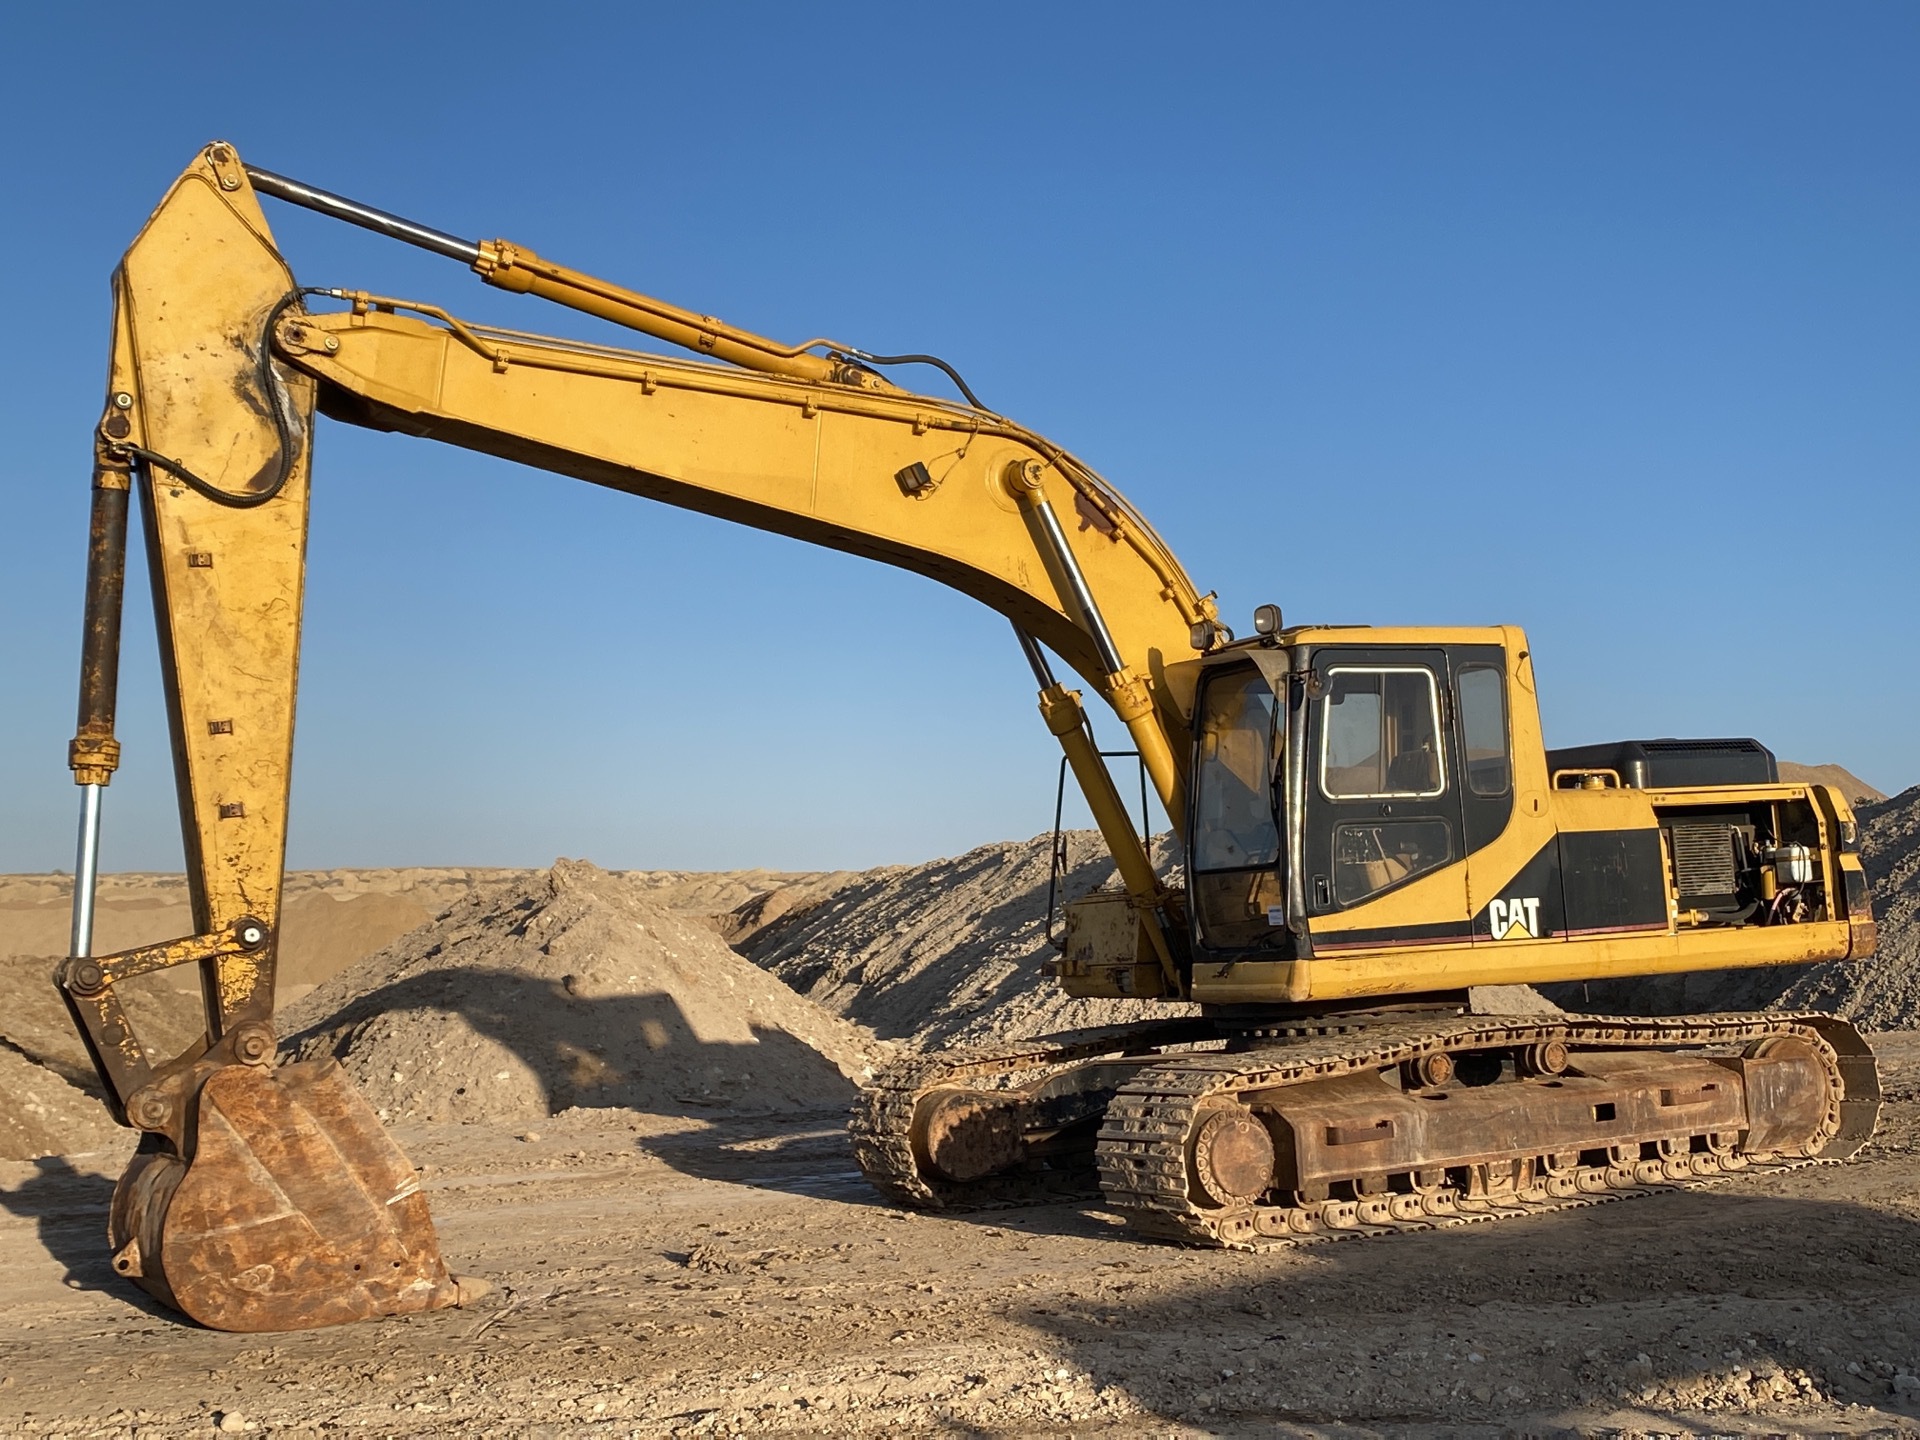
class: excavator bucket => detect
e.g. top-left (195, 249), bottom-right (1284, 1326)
top-left (107, 1059), bottom-right (468, 1331)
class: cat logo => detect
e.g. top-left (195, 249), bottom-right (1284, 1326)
top-left (1487, 896), bottom-right (1542, 940)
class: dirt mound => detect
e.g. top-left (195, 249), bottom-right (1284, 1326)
top-left (276, 890), bottom-right (433, 989)
top-left (1, 864), bottom-right (848, 1002)
top-left (0, 872), bottom-right (196, 969)
top-left (739, 831), bottom-right (1199, 1047)
top-left (0, 1044), bottom-right (120, 1161)
top-left (0, 868), bottom-right (529, 1009)
top-left (0, 955), bottom-right (100, 1093)
top-left (283, 860), bottom-right (888, 1124)
top-left (1777, 761), bottom-right (1889, 806)
top-left (0, 949), bottom-right (230, 1160)
top-left (620, 868), bottom-right (856, 930)
top-left (710, 871), bottom-right (867, 946)
top-left (0, 951), bottom-right (208, 1083)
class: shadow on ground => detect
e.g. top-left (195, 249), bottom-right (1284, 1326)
top-left (1013, 1188), bottom-right (1920, 1432)
top-left (633, 1117), bottom-right (888, 1206)
top-left (0, 1155), bottom-right (172, 1318)
top-left (283, 969), bottom-right (860, 1123)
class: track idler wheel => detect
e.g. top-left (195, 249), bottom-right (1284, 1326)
top-left (1189, 1108), bottom-right (1276, 1206)
top-left (108, 1057), bottom-right (475, 1331)
top-left (911, 1088), bottom-right (1026, 1184)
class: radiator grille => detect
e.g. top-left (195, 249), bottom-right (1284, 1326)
top-left (1670, 823), bottom-right (1739, 896)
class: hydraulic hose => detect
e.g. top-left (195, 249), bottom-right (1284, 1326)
top-left (108, 290), bottom-right (314, 508)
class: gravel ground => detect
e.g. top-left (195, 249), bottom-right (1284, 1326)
top-left (1, 1034), bottom-right (1916, 1436)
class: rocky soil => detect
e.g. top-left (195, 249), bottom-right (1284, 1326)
top-left (0, 1046), bottom-right (120, 1163)
top-left (739, 830), bottom-right (1196, 1047)
top-left (0, 863), bottom-right (848, 1162)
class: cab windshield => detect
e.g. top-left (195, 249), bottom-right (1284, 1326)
top-left (1190, 666), bottom-right (1287, 950)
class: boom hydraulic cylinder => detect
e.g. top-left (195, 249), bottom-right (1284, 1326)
top-left (1005, 460), bottom-right (1187, 825)
top-left (241, 157), bottom-right (889, 390)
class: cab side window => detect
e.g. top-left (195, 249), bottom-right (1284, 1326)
top-left (1456, 665), bottom-right (1510, 797)
top-left (1319, 668), bottom-right (1445, 800)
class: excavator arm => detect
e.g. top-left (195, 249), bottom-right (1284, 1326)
top-left (59, 142), bottom-right (1219, 1329)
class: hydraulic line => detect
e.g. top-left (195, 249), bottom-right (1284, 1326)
top-left (839, 348), bottom-right (988, 410)
top-left (106, 290), bottom-right (311, 509)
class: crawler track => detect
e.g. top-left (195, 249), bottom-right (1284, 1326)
top-left (850, 1012), bottom-right (1881, 1250)
top-left (848, 1019), bottom-right (1216, 1208)
top-left (1098, 1012), bottom-right (1878, 1248)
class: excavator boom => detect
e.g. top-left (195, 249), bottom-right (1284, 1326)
top-left (59, 143), bottom-right (1214, 1328)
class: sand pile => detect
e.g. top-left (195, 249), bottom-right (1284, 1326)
top-left (283, 860), bottom-right (887, 1124)
top-left (0, 868), bottom-right (515, 967)
top-left (0, 863), bottom-right (844, 1010)
top-left (1776, 762), bottom-right (1887, 807)
top-left (0, 951), bottom-right (210, 1084)
top-left (0, 868), bottom-right (533, 1012)
top-left (738, 831), bottom-right (1198, 1047)
top-left (273, 868), bottom-right (540, 991)
top-left (0, 860), bottom-right (862, 1156)
top-left (618, 868), bottom-right (860, 941)
top-left (0, 1046), bottom-right (122, 1160)
top-left (276, 890), bottom-right (436, 992)
top-left (0, 944), bottom-right (129, 1159)
top-left (0, 955), bottom-right (111, 1094)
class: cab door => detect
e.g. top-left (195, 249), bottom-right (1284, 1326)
top-left (1303, 648), bottom-right (1473, 955)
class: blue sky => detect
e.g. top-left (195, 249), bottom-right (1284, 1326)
top-left (2, 4), bottom-right (1914, 874)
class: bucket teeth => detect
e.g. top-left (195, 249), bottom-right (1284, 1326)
top-left (109, 1059), bottom-right (464, 1331)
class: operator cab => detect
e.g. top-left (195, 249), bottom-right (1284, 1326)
top-left (1185, 629), bottom-right (1517, 963)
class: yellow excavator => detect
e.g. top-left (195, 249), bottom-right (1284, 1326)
top-left (58, 143), bottom-right (1880, 1331)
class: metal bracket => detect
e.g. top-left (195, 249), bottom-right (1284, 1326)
top-left (56, 918), bottom-right (274, 1128)
top-left (206, 141), bottom-right (248, 194)
top-left (121, 1019), bottom-right (278, 1153)
top-left (274, 315), bottom-right (339, 357)
top-left (62, 917), bottom-right (270, 995)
